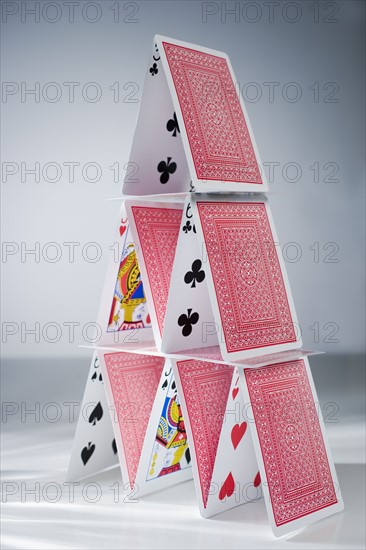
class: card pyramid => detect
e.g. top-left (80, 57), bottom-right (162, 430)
top-left (68, 36), bottom-right (343, 537)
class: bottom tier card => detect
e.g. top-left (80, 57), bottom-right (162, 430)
top-left (99, 352), bottom-right (192, 498)
top-left (172, 359), bottom-right (260, 518)
top-left (239, 356), bottom-right (344, 537)
top-left (66, 352), bottom-right (119, 481)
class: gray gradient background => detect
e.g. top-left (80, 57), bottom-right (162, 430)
top-left (1, 1), bottom-right (365, 549)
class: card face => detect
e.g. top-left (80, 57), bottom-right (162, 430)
top-left (107, 214), bottom-right (150, 333)
top-left (192, 196), bottom-right (301, 360)
top-left (122, 41), bottom-right (190, 196)
top-left (144, 366), bottom-right (190, 482)
top-left (205, 367), bottom-right (260, 517)
top-left (102, 352), bottom-right (165, 487)
top-left (242, 358), bottom-right (343, 536)
top-left (156, 35), bottom-right (267, 192)
top-left (66, 352), bottom-right (118, 481)
top-left (162, 196), bottom-right (217, 354)
top-left (126, 201), bottom-right (183, 347)
top-left (173, 359), bottom-right (233, 511)
top-left (97, 203), bottom-right (153, 346)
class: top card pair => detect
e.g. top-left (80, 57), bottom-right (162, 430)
top-left (122, 35), bottom-right (268, 195)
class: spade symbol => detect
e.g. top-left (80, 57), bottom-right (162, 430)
top-left (91, 371), bottom-right (97, 381)
top-left (161, 379), bottom-right (168, 390)
top-left (89, 402), bottom-right (103, 426)
top-left (112, 439), bottom-right (118, 455)
top-left (172, 381), bottom-right (176, 392)
top-left (185, 448), bottom-right (191, 464)
top-left (81, 442), bottom-right (95, 465)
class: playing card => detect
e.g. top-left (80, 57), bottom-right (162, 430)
top-left (172, 358), bottom-right (259, 518)
top-left (99, 352), bottom-right (192, 497)
top-left (125, 199), bottom-right (184, 349)
top-left (191, 194), bottom-right (302, 361)
top-left (122, 36), bottom-right (268, 196)
top-left (66, 352), bottom-right (118, 481)
top-left (123, 40), bottom-right (190, 196)
top-left (155, 36), bottom-right (268, 193)
top-left (97, 202), bottom-right (153, 346)
top-left (137, 359), bottom-right (192, 492)
top-left (240, 357), bottom-right (344, 536)
top-left (206, 367), bottom-right (259, 517)
top-left (161, 195), bottom-right (217, 354)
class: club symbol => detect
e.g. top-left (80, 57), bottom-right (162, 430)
top-left (184, 260), bottom-right (205, 288)
top-left (166, 112), bottom-right (180, 137)
top-left (157, 157), bottom-right (177, 184)
top-left (149, 63), bottom-right (158, 76)
top-left (178, 308), bottom-right (199, 337)
top-left (182, 220), bottom-right (196, 234)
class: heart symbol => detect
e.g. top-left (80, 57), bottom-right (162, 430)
top-left (119, 225), bottom-right (126, 237)
top-left (219, 472), bottom-right (235, 501)
top-left (232, 387), bottom-right (239, 400)
top-left (254, 471), bottom-right (261, 488)
top-left (231, 422), bottom-right (247, 450)
top-left (146, 314), bottom-right (151, 324)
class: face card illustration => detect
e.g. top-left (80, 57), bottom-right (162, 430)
top-left (66, 352), bottom-right (118, 482)
top-left (155, 35), bottom-right (268, 193)
top-left (125, 200), bottom-right (184, 348)
top-left (191, 195), bottom-right (302, 361)
top-left (97, 202), bottom-right (152, 346)
top-left (240, 357), bottom-right (344, 536)
top-left (137, 361), bottom-right (192, 492)
top-left (100, 352), bottom-right (192, 497)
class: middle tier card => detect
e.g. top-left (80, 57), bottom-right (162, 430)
top-left (124, 194), bottom-right (302, 361)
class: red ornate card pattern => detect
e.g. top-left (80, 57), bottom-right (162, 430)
top-left (163, 42), bottom-right (262, 185)
top-left (104, 352), bottom-right (165, 486)
top-left (245, 359), bottom-right (338, 526)
top-left (131, 206), bottom-right (182, 335)
top-left (177, 360), bottom-right (233, 507)
top-left (196, 201), bottom-right (297, 353)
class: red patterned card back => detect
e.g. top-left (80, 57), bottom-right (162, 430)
top-left (131, 206), bottom-right (182, 336)
top-left (196, 201), bottom-right (297, 353)
top-left (104, 352), bottom-right (165, 486)
top-left (245, 359), bottom-right (338, 526)
top-left (163, 41), bottom-right (262, 185)
top-left (176, 359), bottom-right (233, 507)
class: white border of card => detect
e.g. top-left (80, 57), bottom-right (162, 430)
top-left (122, 35), bottom-right (268, 196)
